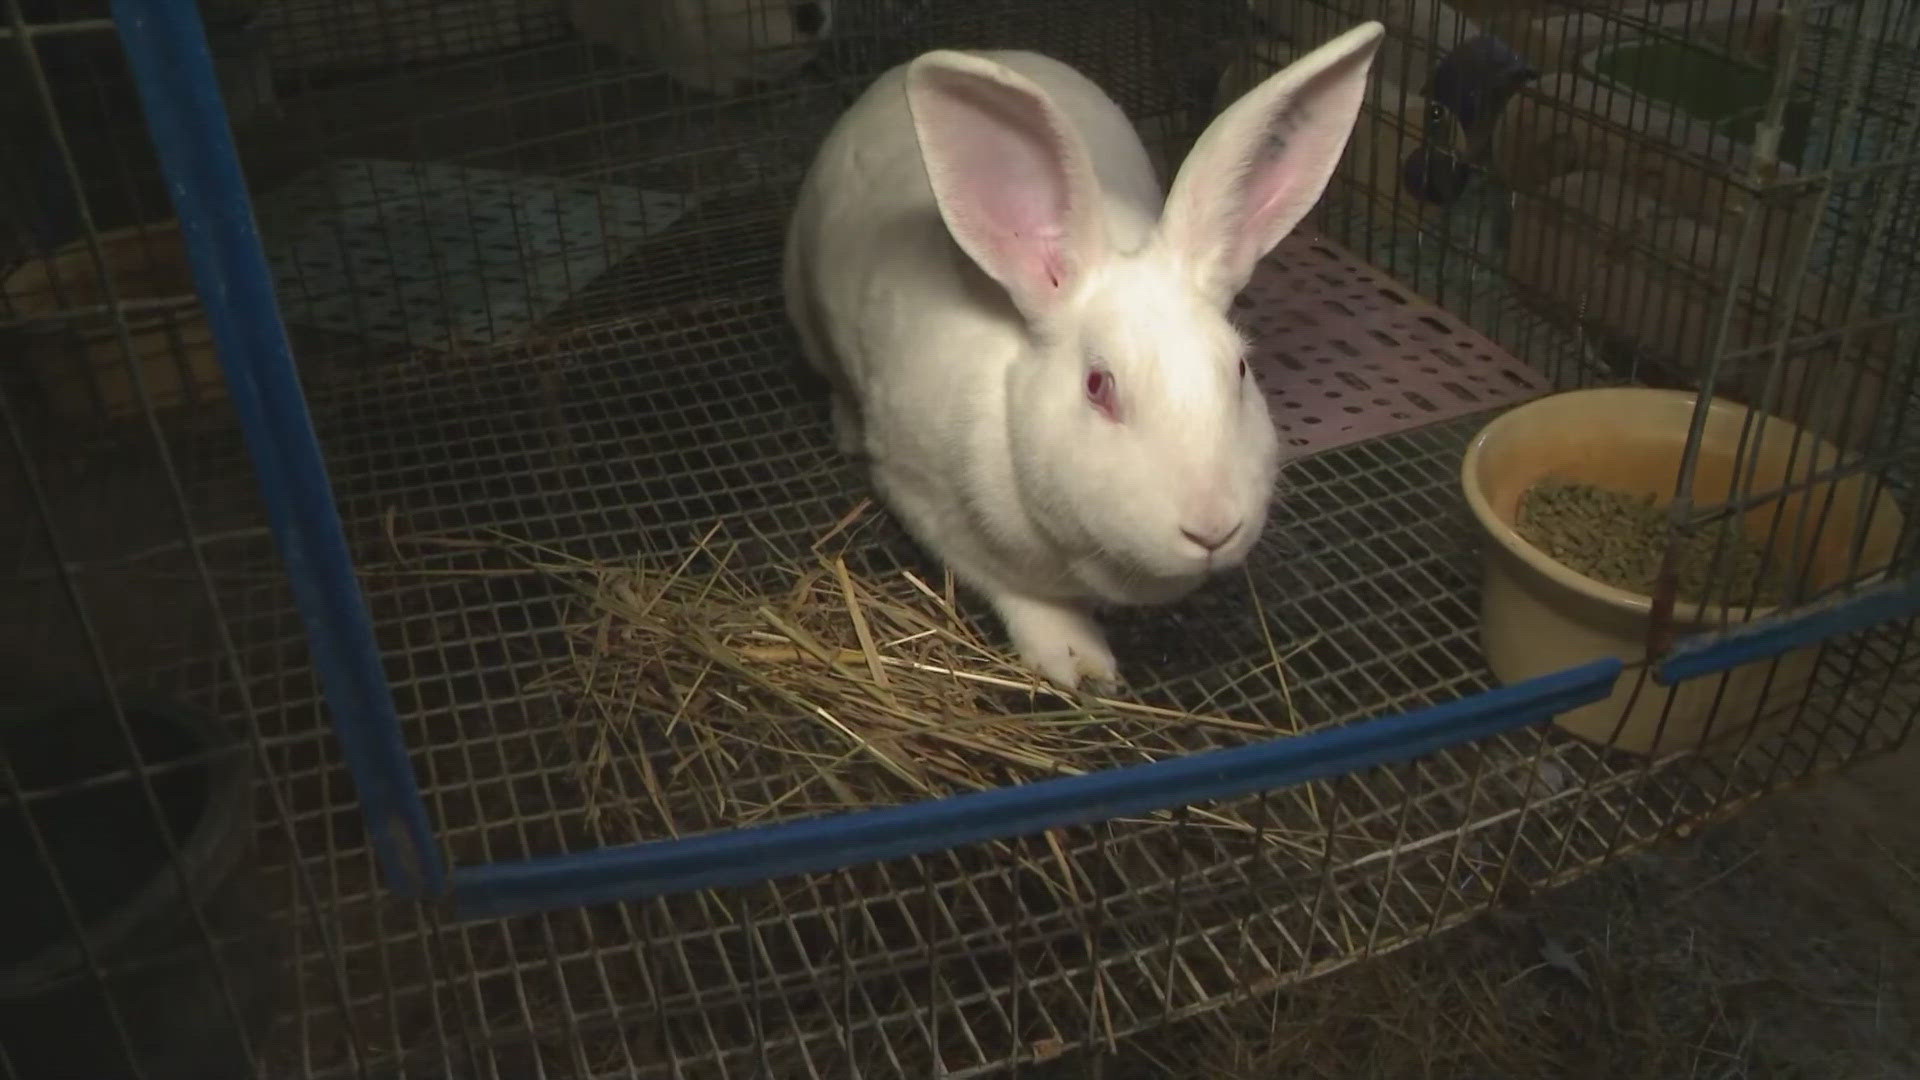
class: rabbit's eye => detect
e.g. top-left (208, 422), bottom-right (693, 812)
top-left (1085, 367), bottom-right (1119, 421)
top-left (1238, 359), bottom-right (1247, 380)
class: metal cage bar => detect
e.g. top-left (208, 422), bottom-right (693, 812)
top-left (96, 0), bottom-right (1919, 926)
top-left (106, 0), bottom-right (444, 898)
top-left (5, 0), bottom-right (1914, 1076)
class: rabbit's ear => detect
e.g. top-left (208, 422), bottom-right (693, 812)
top-left (1161, 21), bottom-right (1384, 306)
top-left (906, 50), bottom-right (1108, 324)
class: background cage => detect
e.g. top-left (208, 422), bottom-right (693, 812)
top-left (1, 0), bottom-right (1916, 1078)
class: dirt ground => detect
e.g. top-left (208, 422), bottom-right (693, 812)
top-left (1072, 734), bottom-right (1920, 1080)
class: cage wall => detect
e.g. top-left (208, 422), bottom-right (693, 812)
top-left (2, 4), bottom-right (306, 1076)
top-left (1274, 0), bottom-right (1920, 414)
top-left (2, 1), bottom-right (1917, 1078)
top-left (1266, 0), bottom-right (1920, 745)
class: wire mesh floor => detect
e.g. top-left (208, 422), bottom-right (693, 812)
top-left (46, 284), bottom-right (1895, 1078)
top-left (7, 2), bottom-right (1915, 1070)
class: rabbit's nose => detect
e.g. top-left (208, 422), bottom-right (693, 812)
top-left (1181, 519), bottom-right (1242, 554)
top-left (791, 2), bottom-right (827, 35)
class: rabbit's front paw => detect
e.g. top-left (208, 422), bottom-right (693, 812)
top-left (992, 593), bottom-right (1119, 693)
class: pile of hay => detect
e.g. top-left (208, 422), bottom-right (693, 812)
top-left (506, 507), bottom-right (1304, 840)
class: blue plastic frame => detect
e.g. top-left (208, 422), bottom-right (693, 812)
top-left (1658, 576), bottom-right (1920, 683)
top-left (448, 658), bottom-right (1622, 919)
top-left (110, 0), bottom-right (1917, 923)
top-left (111, 0), bottom-right (445, 896)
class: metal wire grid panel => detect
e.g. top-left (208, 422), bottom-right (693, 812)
top-left (15, 299), bottom-right (1910, 1077)
top-left (1299, 0), bottom-right (1920, 412)
top-left (109, 338), bottom-right (1920, 1078)
top-left (220, 0), bottom-right (1202, 370)
top-left (2, 2), bottom-right (1919, 1080)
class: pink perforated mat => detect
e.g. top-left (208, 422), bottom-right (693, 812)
top-left (1239, 233), bottom-right (1549, 457)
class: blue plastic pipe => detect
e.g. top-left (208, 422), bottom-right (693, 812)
top-left (1658, 576), bottom-right (1920, 683)
top-left (449, 658), bottom-right (1622, 920)
top-left (109, 0), bottom-right (445, 896)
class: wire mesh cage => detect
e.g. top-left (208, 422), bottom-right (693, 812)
top-left (1, 0), bottom-right (1916, 1077)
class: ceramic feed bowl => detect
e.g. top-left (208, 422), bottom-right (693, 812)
top-left (1460, 388), bottom-right (1905, 757)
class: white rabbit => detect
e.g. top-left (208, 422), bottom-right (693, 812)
top-left (568, 0), bottom-right (832, 97)
top-left (782, 22), bottom-right (1386, 690)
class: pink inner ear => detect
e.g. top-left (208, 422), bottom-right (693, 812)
top-left (1166, 36), bottom-right (1379, 300)
top-left (974, 207), bottom-right (1070, 295)
top-left (1243, 119), bottom-right (1309, 232)
top-left (1234, 100), bottom-right (1352, 271)
top-left (914, 69), bottom-right (1087, 312)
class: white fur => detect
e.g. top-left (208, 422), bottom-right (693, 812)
top-left (782, 22), bottom-right (1385, 690)
top-left (569, 0), bottom-right (832, 96)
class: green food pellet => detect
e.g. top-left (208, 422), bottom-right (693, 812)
top-left (1512, 479), bottom-right (1791, 607)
